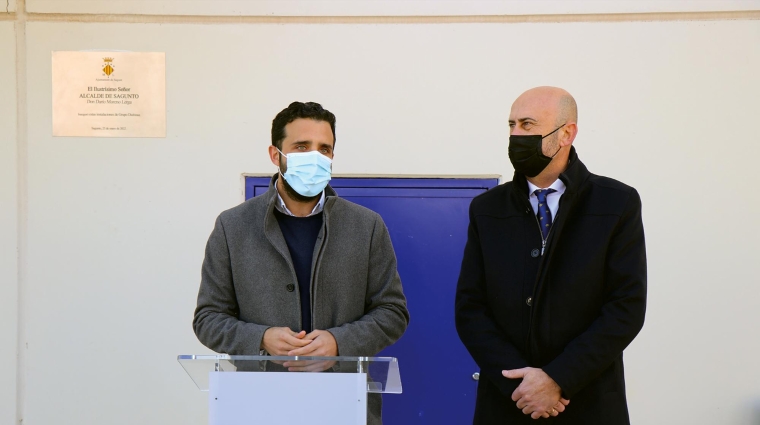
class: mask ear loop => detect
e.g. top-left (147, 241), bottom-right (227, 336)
top-left (542, 123), bottom-right (566, 158)
top-left (276, 148), bottom-right (287, 179)
top-left (541, 123), bottom-right (566, 139)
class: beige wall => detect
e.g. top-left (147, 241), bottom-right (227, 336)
top-left (0, 20), bottom-right (18, 425)
top-left (23, 0), bottom-right (760, 16)
top-left (5, 1), bottom-right (760, 424)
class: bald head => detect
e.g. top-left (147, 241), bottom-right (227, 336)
top-left (557, 93), bottom-right (578, 126)
top-left (511, 86), bottom-right (577, 128)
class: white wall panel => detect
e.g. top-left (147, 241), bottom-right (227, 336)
top-left (0, 20), bottom-right (18, 425)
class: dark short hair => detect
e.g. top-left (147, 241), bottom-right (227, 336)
top-left (271, 102), bottom-right (336, 150)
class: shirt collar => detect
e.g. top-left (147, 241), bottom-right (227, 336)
top-left (527, 178), bottom-right (567, 197)
top-left (274, 184), bottom-right (325, 217)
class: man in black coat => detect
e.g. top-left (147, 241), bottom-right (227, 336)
top-left (455, 86), bottom-right (646, 424)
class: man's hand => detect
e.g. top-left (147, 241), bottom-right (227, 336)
top-left (261, 327), bottom-right (312, 356)
top-left (287, 329), bottom-right (338, 357)
top-left (540, 399), bottom-right (570, 419)
top-left (502, 367), bottom-right (570, 419)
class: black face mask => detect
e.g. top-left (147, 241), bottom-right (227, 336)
top-left (508, 124), bottom-right (565, 177)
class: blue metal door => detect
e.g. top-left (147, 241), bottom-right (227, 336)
top-left (246, 176), bottom-right (498, 424)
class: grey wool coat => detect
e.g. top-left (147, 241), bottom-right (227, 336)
top-left (193, 175), bottom-right (409, 424)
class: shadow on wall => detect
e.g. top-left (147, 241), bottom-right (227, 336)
top-left (752, 400), bottom-right (760, 425)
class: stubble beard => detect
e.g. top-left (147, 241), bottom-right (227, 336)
top-left (543, 131), bottom-right (562, 159)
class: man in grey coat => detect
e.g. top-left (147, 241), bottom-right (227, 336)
top-left (193, 101), bottom-right (409, 425)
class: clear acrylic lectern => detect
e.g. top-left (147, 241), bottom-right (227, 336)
top-left (178, 355), bottom-right (402, 425)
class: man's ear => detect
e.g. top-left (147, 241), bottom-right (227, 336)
top-left (268, 145), bottom-right (280, 167)
top-left (561, 122), bottom-right (578, 147)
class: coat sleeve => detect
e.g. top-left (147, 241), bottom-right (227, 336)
top-left (193, 215), bottom-right (271, 355)
top-left (327, 216), bottom-right (410, 356)
top-left (542, 189), bottom-right (647, 398)
top-left (455, 204), bottom-right (531, 398)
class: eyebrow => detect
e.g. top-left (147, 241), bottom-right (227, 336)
top-left (509, 117), bottom-right (537, 124)
top-left (291, 140), bottom-right (333, 150)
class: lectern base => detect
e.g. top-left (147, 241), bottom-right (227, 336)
top-left (209, 371), bottom-right (368, 425)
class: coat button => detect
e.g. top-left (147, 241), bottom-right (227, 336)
top-left (526, 297), bottom-right (533, 306)
top-left (531, 249), bottom-right (540, 258)
top-left (286, 284), bottom-right (295, 292)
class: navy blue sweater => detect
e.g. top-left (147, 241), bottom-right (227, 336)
top-left (274, 210), bottom-right (323, 333)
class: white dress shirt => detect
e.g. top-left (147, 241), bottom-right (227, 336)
top-left (527, 179), bottom-right (566, 218)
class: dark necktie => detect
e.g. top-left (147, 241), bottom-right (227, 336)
top-left (535, 188), bottom-right (557, 240)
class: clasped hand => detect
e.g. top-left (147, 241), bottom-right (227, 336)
top-left (502, 367), bottom-right (570, 419)
top-left (261, 327), bottom-right (338, 372)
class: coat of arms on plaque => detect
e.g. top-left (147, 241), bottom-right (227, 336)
top-left (102, 57), bottom-right (115, 77)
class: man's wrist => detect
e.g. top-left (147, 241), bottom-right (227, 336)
top-left (259, 326), bottom-right (272, 352)
top-left (539, 368), bottom-right (564, 397)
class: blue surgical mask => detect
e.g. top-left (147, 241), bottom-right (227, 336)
top-left (277, 149), bottom-right (332, 198)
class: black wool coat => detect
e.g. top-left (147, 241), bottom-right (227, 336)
top-left (455, 148), bottom-right (647, 425)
